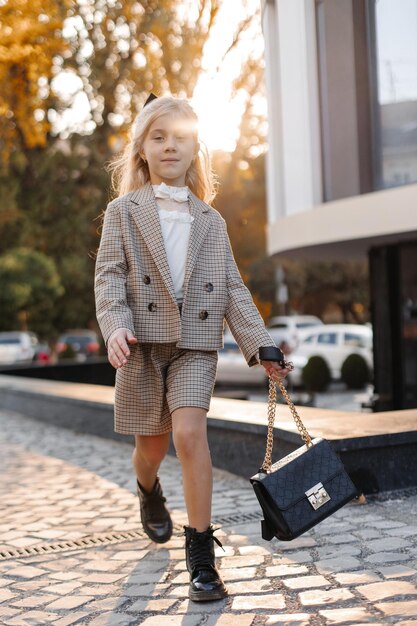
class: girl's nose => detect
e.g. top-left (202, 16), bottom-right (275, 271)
top-left (164, 135), bottom-right (178, 150)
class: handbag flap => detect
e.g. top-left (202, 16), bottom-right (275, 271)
top-left (256, 439), bottom-right (346, 511)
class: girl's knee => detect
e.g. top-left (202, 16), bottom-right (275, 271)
top-left (134, 434), bottom-right (169, 466)
top-left (172, 424), bottom-right (208, 461)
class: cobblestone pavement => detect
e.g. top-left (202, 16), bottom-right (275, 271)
top-left (0, 409), bottom-right (416, 626)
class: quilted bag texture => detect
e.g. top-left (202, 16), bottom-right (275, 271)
top-left (250, 438), bottom-right (358, 541)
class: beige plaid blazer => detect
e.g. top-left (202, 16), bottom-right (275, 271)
top-left (94, 181), bottom-right (276, 367)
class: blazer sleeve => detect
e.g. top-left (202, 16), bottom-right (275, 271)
top-left (94, 200), bottom-right (135, 345)
top-left (222, 219), bottom-right (277, 367)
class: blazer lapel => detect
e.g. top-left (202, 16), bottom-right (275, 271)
top-left (129, 183), bottom-right (176, 303)
top-left (129, 182), bottom-right (212, 305)
top-left (183, 191), bottom-right (212, 297)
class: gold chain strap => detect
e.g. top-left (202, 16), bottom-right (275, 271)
top-left (260, 376), bottom-right (313, 473)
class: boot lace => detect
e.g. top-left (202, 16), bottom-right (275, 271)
top-left (186, 528), bottom-right (224, 570)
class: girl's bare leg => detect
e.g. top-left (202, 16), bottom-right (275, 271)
top-left (132, 433), bottom-right (171, 491)
top-left (171, 407), bottom-right (212, 532)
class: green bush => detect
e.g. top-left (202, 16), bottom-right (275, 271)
top-left (301, 356), bottom-right (331, 392)
top-left (341, 353), bottom-right (370, 389)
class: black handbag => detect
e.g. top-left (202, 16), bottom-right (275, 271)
top-left (250, 346), bottom-right (358, 541)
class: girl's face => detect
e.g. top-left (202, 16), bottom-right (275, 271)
top-left (141, 113), bottom-right (198, 186)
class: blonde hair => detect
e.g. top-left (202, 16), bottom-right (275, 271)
top-left (106, 95), bottom-right (218, 204)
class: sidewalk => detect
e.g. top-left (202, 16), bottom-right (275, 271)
top-left (0, 409), bottom-right (416, 626)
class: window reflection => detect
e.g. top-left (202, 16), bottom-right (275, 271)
top-left (373, 0), bottom-right (417, 188)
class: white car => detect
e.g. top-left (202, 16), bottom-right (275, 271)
top-left (0, 331), bottom-right (39, 365)
top-left (266, 315), bottom-right (324, 351)
top-left (293, 324), bottom-right (373, 380)
top-left (217, 338), bottom-right (265, 386)
top-left (218, 334), bottom-right (306, 388)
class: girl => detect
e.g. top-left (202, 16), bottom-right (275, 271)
top-left (94, 93), bottom-right (289, 603)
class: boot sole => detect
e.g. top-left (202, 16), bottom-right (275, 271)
top-left (189, 586), bottom-right (228, 602)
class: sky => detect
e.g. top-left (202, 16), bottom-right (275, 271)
top-left (52, 0), bottom-right (264, 153)
top-left (375, 0), bottom-right (417, 103)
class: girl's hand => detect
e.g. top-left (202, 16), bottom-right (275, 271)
top-left (260, 359), bottom-right (292, 383)
top-left (107, 328), bottom-right (138, 369)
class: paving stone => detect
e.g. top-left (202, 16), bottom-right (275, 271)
top-left (6, 610), bottom-right (58, 624)
top-left (231, 594), bottom-right (286, 610)
top-left (365, 537), bottom-right (409, 553)
top-left (365, 551), bottom-right (410, 564)
top-left (324, 533), bottom-right (358, 544)
top-left (79, 573), bottom-right (128, 584)
top-left (272, 550), bottom-right (313, 564)
top-left (386, 526), bottom-right (417, 537)
top-left (226, 578), bottom-right (276, 595)
top-left (176, 597), bottom-right (229, 613)
top-left (205, 615), bottom-right (257, 626)
top-left (378, 565), bottom-right (417, 578)
top-left (140, 616), bottom-right (202, 626)
top-left (51, 612), bottom-right (91, 626)
top-left (375, 600), bottom-right (417, 618)
top-left (317, 544), bottom-right (361, 559)
top-left (373, 520), bottom-right (406, 529)
top-left (49, 572), bottom-right (81, 581)
top-left (7, 566), bottom-right (49, 579)
top-left (272, 536), bottom-right (317, 551)
top-left (315, 556), bottom-right (362, 574)
top-left (333, 570), bottom-right (382, 585)
top-left (318, 607), bottom-right (377, 623)
top-left (237, 545), bottom-right (271, 556)
top-left (299, 588), bottom-right (354, 606)
top-left (219, 567), bottom-right (257, 581)
top-left (45, 595), bottom-right (93, 610)
top-left (109, 550), bottom-right (149, 561)
top-left (264, 616), bottom-right (312, 626)
top-left (353, 529), bottom-right (383, 540)
top-left (10, 594), bottom-right (58, 608)
top-left (219, 555), bottom-right (265, 568)
top-left (282, 575), bottom-right (330, 590)
top-left (88, 613), bottom-right (137, 626)
top-left (0, 588), bottom-right (17, 602)
top-left (266, 564), bottom-right (309, 577)
top-left (127, 597), bottom-right (177, 612)
top-left (356, 580), bottom-right (417, 601)
top-left (46, 581), bottom-right (84, 595)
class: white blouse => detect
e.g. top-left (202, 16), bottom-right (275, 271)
top-left (152, 184), bottom-right (194, 304)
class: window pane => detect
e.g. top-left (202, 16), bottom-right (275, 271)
top-left (317, 333), bottom-right (337, 345)
top-left (373, 0), bottom-right (417, 188)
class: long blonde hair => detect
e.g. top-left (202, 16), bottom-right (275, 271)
top-left (106, 95), bottom-right (218, 204)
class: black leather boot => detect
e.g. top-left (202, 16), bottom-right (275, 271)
top-left (184, 525), bottom-right (228, 602)
top-left (137, 477), bottom-right (173, 544)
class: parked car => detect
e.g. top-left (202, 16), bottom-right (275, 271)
top-left (266, 315), bottom-right (324, 351)
top-left (293, 324), bottom-right (373, 380)
top-left (33, 342), bottom-right (52, 364)
top-left (0, 331), bottom-right (39, 365)
top-left (218, 334), bottom-right (306, 388)
top-left (56, 330), bottom-right (100, 361)
top-left (217, 339), bottom-right (265, 386)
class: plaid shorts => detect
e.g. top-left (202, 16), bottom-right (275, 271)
top-left (114, 304), bottom-right (219, 435)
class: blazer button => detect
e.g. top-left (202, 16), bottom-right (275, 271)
top-left (148, 302), bottom-right (157, 312)
top-left (143, 275), bottom-right (151, 284)
top-left (204, 282), bottom-right (214, 292)
top-left (199, 310), bottom-right (209, 320)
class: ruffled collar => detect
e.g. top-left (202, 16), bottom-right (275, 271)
top-left (152, 182), bottom-right (189, 202)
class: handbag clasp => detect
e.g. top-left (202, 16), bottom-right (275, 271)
top-left (305, 482), bottom-right (330, 510)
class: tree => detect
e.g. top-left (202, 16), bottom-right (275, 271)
top-left (0, 248), bottom-right (64, 337)
top-left (0, 0), bottom-right (70, 164)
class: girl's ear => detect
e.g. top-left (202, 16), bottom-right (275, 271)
top-left (194, 141), bottom-right (200, 158)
